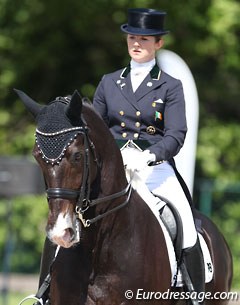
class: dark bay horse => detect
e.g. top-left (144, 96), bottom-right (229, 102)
top-left (15, 89), bottom-right (232, 305)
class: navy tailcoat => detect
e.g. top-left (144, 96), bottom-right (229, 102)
top-left (93, 63), bottom-right (187, 162)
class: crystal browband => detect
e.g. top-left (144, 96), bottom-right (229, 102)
top-left (35, 126), bottom-right (88, 165)
top-left (36, 126), bottom-right (86, 137)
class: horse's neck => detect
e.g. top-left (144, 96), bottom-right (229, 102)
top-left (87, 114), bottom-right (127, 195)
top-left (100, 150), bottom-right (127, 195)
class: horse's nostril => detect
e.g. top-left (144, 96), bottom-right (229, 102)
top-left (62, 228), bottom-right (75, 243)
top-left (68, 228), bottom-right (76, 242)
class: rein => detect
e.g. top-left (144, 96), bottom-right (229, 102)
top-left (45, 122), bottom-right (132, 228)
top-left (75, 181), bottom-right (132, 227)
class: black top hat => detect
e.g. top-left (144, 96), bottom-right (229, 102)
top-left (121, 8), bottom-right (169, 36)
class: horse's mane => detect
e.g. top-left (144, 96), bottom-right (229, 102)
top-left (81, 101), bottom-right (120, 156)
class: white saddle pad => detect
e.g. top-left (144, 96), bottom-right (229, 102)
top-left (126, 169), bottom-right (214, 286)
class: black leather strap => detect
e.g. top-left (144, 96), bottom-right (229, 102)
top-left (47, 188), bottom-right (80, 199)
top-left (169, 158), bottom-right (194, 208)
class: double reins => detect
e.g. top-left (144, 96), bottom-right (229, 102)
top-left (46, 125), bottom-right (132, 228)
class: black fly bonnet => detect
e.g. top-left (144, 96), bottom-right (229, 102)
top-left (35, 96), bottom-right (85, 165)
top-left (13, 90), bottom-right (87, 165)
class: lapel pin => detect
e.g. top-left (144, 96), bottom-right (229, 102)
top-left (147, 82), bottom-right (153, 87)
top-left (155, 111), bottom-right (163, 121)
top-left (117, 80), bottom-right (121, 84)
top-left (120, 83), bottom-right (126, 89)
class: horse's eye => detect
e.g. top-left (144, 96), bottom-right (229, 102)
top-left (74, 152), bottom-right (82, 162)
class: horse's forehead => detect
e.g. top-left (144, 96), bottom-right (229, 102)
top-left (37, 102), bottom-right (72, 133)
top-left (35, 102), bottom-right (83, 165)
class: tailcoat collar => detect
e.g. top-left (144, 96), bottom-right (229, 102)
top-left (120, 63), bottom-right (161, 80)
top-left (114, 63), bottom-right (166, 104)
top-left (120, 64), bottom-right (131, 78)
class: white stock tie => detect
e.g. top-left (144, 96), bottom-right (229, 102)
top-left (130, 59), bottom-right (156, 92)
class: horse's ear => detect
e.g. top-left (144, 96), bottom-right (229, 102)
top-left (65, 90), bottom-right (83, 125)
top-left (14, 89), bottom-right (43, 118)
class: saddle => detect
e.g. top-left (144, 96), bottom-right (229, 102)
top-left (158, 196), bottom-right (183, 265)
top-left (154, 197), bottom-right (214, 289)
top-left (158, 197), bottom-right (206, 257)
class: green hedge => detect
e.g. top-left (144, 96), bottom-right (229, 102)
top-left (0, 195), bottom-right (47, 273)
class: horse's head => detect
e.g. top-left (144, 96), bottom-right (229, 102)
top-left (15, 89), bottom-right (99, 248)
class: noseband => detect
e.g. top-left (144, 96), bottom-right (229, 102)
top-left (40, 123), bottom-right (132, 228)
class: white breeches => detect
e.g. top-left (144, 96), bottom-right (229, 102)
top-left (121, 147), bottom-right (197, 249)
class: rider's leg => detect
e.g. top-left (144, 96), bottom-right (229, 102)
top-left (141, 161), bottom-right (205, 303)
top-left (182, 237), bottom-right (205, 304)
top-left (146, 162), bottom-right (197, 248)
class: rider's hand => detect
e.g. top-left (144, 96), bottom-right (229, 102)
top-left (125, 150), bottom-right (156, 172)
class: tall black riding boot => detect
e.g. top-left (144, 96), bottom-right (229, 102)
top-left (35, 237), bottom-right (57, 305)
top-left (182, 237), bottom-right (205, 305)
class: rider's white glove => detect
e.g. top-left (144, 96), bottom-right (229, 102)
top-left (124, 149), bottom-right (156, 172)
